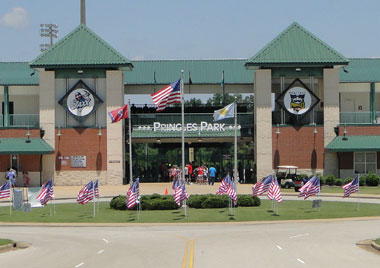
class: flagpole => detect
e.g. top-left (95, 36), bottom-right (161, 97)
top-left (357, 182), bottom-right (360, 211)
top-left (52, 178), bottom-right (56, 215)
top-left (181, 70), bottom-right (187, 218)
top-left (234, 96), bottom-right (238, 193)
top-left (128, 98), bottom-right (133, 186)
top-left (93, 181), bottom-right (96, 218)
top-left (9, 183), bottom-right (12, 216)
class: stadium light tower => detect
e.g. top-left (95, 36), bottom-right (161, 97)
top-left (40, 24), bottom-right (59, 52)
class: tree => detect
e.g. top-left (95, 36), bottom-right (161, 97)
top-left (185, 98), bottom-right (203, 106)
top-left (206, 93), bottom-right (243, 106)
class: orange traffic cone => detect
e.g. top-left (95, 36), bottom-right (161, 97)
top-left (164, 188), bottom-right (168, 195)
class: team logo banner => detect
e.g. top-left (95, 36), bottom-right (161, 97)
top-left (59, 80), bottom-right (103, 121)
top-left (276, 78), bottom-right (320, 123)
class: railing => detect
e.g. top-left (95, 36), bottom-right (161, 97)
top-left (340, 112), bottom-right (372, 124)
top-left (6, 114), bottom-right (40, 127)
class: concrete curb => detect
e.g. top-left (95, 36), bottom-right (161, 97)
top-left (371, 241), bottom-right (380, 251)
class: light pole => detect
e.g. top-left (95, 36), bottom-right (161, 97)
top-left (40, 24), bottom-right (59, 52)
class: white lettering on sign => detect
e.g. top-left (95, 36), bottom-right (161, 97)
top-left (151, 121), bottom-right (233, 132)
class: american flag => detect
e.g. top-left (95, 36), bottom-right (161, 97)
top-left (151, 79), bottom-right (181, 112)
top-left (127, 178), bottom-right (140, 209)
top-left (252, 175), bottom-right (273, 197)
top-left (298, 176), bottom-right (320, 200)
top-left (216, 174), bottom-right (237, 205)
top-left (0, 181), bottom-right (11, 199)
top-left (174, 182), bottom-right (189, 207)
top-left (342, 175), bottom-right (359, 198)
top-left (267, 177), bottom-right (282, 203)
top-left (77, 181), bottom-right (94, 205)
top-left (94, 179), bottom-right (99, 198)
top-left (172, 178), bottom-right (179, 191)
top-left (216, 174), bottom-right (233, 195)
top-left (36, 179), bottom-right (54, 205)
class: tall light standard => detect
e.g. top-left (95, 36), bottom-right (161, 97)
top-left (40, 24), bottom-right (59, 52)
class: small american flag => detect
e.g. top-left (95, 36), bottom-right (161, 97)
top-left (174, 182), bottom-right (189, 207)
top-left (267, 177), bottom-right (282, 203)
top-left (127, 178), bottom-right (140, 209)
top-left (298, 176), bottom-right (320, 200)
top-left (342, 175), bottom-right (359, 198)
top-left (0, 181), bottom-right (11, 199)
top-left (94, 179), bottom-right (99, 198)
top-left (226, 182), bottom-right (237, 205)
top-left (36, 179), bottom-right (54, 205)
top-left (216, 174), bottom-right (232, 195)
top-left (252, 175), bottom-right (273, 197)
top-left (77, 181), bottom-right (94, 205)
top-left (151, 79), bottom-right (181, 112)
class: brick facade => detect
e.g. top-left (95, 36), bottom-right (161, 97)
top-left (55, 128), bottom-right (107, 171)
top-left (272, 126), bottom-right (324, 169)
top-left (338, 125), bottom-right (380, 136)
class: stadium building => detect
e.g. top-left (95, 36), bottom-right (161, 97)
top-left (1, 20), bottom-right (380, 186)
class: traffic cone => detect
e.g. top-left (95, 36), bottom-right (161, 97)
top-left (164, 188), bottom-right (168, 195)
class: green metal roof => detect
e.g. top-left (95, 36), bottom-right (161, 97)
top-left (245, 22), bottom-right (349, 67)
top-left (132, 128), bottom-right (240, 139)
top-left (339, 58), bottom-right (380, 82)
top-left (2, 57), bottom-right (380, 86)
top-left (0, 62), bottom-right (39, 86)
top-left (125, 59), bottom-right (253, 85)
top-left (326, 136), bottom-right (380, 152)
top-left (0, 138), bottom-right (54, 154)
top-left (30, 24), bottom-right (133, 70)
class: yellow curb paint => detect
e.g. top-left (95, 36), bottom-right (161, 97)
top-left (182, 239), bottom-right (189, 268)
top-left (189, 240), bottom-right (194, 268)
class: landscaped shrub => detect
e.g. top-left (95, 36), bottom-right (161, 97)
top-left (201, 195), bottom-right (229, 208)
top-left (110, 194), bottom-right (262, 210)
top-left (325, 175), bottom-right (336, 186)
top-left (344, 177), bottom-right (353, 185)
top-left (359, 176), bottom-right (366, 186)
top-left (237, 195), bottom-right (261, 207)
top-left (187, 195), bottom-right (210, 208)
top-left (335, 179), bottom-right (343, 186)
top-left (365, 172), bottom-right (380, 186)
top-left (319, 176), bottom-right (326, 186)
top-left (110, 195), bottom-right (126, 210)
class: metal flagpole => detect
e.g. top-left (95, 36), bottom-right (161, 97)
top-left (233, 96), bottom-right (238, 211)
top-left (128, 99), bottom-right (133, 186)
top-left (9, 184), bottom-right (12, 216)
top-left (357, 183), bottom-right (360, 211)
top-left (181, 70), bottom-right (187, 218)
top-left (93, 181), bottom-right (96, 218)
top-left (52, 177), bottom-right (56, 215)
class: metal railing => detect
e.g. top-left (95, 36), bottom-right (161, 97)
top-left (6, 114), bottom-right (40, 127)
top-left (340, 112), bottom-right (372, 124)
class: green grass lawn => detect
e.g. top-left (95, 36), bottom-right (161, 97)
top-left (375, 238), bottom-right (380, 245)
top-left (0, 239), bottom-right (13, 246)
top-left (281, 186), bottom-right (380, 195)
top-left (0, 200), bottom-right (379, 223)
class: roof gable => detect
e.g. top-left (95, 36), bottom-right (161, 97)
top-left (245, 22), bottom-right (348, 67)
top-left (30, 24), bottom-right (132, 70)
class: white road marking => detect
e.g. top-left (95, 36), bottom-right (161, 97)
top-left (75, 263), bottom-right (84, 267)
top-left (98, 249), bottom-right (104, 254)
top-left (276, 245), bottom-right (283, 250)
top-left (102, 238), bottom-right (109, 244)
top-left (297, 258), bottom-right (305, 264)
top-left (289, 233), bottom-right (309, 239)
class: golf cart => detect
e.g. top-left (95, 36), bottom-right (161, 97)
top-left (275, 165), bottom-right (304, 192)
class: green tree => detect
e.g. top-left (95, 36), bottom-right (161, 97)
top-left (185, 98), bottom-right (203, 106)
top-left (206, 93), bottom-right (243, 106)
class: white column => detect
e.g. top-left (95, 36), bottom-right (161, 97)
top-left (254, 69), bottom-right (273, 180)
top-left (323, 68), bottom-right (340, 176)
top-left (106, 70), bottom-right (125, 185)
top-left (39, 70), bottom-right (56, 182)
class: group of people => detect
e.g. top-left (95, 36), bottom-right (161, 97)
top-left (5, 168), bottom-right (30, 187)
top-left (161, 162), bottom-right (218, 185)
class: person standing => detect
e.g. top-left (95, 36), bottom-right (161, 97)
top-left (8, 168), bottom-right (16, 187)
top-left (208, 165), bottom-right (216, 185)
top-left (23, 171), bottom-right (30, 187)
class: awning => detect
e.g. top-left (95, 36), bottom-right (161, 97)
top-left (0, 138), bottom-right (54, 154)
top-left (326, 136), bottom-right (380, 152)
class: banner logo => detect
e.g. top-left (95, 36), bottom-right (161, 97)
top-left (67, 88), bottom-right (95, 116)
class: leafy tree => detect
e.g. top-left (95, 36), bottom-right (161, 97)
top-left (185, 98), bottom-right (203, 106)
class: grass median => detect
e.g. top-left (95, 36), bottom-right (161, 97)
top-left (281, 186), bottom-right (380, 195)
top-left (0, 239), bottom-right (13, 246)
top-left (0, 199), bottom-right (379, 223)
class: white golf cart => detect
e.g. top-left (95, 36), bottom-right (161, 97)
top-left (275, 165), bottom-right (304, 191)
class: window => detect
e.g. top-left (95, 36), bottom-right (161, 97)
top-left (354, 152), bottom-right (377, 174)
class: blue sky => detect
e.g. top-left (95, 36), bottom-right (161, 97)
top-left (1, 0), bottom-right (380, 62)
